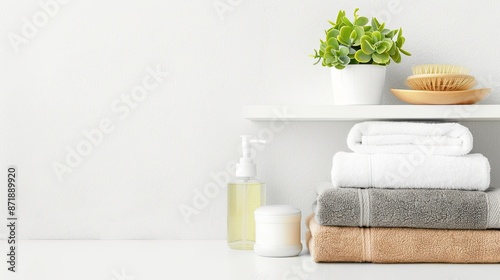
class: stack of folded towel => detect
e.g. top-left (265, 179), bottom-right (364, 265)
top-left (307, 121), bottom-right (500, 263)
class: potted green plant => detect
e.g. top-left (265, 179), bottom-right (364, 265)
top-left (312, 8), bottom-right (411, 105)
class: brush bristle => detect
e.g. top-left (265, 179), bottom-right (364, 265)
top-left (406, 74), bottom-right (476, 91)
top-left (412, 64), bottom-right (470, 75)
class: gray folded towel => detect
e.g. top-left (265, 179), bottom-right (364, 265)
top-left (315, 188), bottom-right (500, 229)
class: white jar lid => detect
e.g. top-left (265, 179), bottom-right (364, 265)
top-left (254, 205), bottom-right (301, 223)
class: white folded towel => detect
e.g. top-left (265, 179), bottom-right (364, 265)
top-left (347, 121), bottom-right (473, 156)
top-left (331, 152), bottom-right (490, 191)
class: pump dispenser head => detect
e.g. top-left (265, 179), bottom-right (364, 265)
top-left (236, 135), bottom-right (265, 178)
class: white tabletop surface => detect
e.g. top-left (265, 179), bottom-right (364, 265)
top-left (1, 240), bottom-right (499, 280)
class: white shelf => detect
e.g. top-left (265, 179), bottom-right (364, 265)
top-left (2, 240), bottom-right (498, 280)
top-left (243, 105), bottom-right (500, 121)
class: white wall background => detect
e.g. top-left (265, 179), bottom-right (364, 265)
top-left (1, 0), bottom-right (500, 239)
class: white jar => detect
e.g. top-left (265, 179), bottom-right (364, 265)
top-left (254, 205), bottom-right (302, 257)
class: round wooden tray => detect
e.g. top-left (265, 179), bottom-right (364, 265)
top-left (390, 88), bottom-right (491, 105)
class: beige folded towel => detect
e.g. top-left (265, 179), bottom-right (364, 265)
top-left (306, 214), bottom-right (500, 263)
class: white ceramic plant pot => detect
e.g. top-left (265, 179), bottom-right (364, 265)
top-left (330, 65), bottom-right (387, 105)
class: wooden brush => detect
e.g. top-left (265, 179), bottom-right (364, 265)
top-left (406, 74), bottom-right (476, 91)
top-left (412, 64), bottom-right (470, 75)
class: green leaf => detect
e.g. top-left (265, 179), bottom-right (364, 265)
top-left (355, 17), bottom-right (369, 26)
top-left (399, 48), bottom-right (411, 56)
top-left (335, 64), bottom-right (346, 70)
top-left (350, 29), bottom-right (357, 41)
top-left (372, 31), bottom-right (382, 42)
top-left (327, 38), bottom-right (339, 49)
top-left (387, 42), bottom-right (396, 55)
top-left (352, 26), bottom-right (364, 45)
top-left (360, 35), bottom-right (375, 54)
top-left (337, 37), bottom-right (349, 46)
top-left (338, 55), bottom-right (350, 65)
top-left (335, 10), bottom-right (345, 26)
top-left (355, 50), bottom-right (372, 63)
top-left (371, 17), bottom-right (380, 30)
top-left (354, 26), bottom-right (364, 36)
top-left (338, 46), bottom-right (349, 56)
top-left (391, 49), bottom-right (401, 63)
top-left (385, 29), bottom-right (397, 39)
top-left (324, 53), bottom-right (334, 64)
top-left (376, 45), bottom-right (387, 54)
top-left (312, 55), bottom-right (322, 65)
top-left (372, 52), bottom-right (390, 64)
top-left (363, 26), bottom-right (372, 32)
top-left (325, 46), bottom-right (332, 56)
top-left (397, 36), bottom-right (405, 48)
top-left (378, 22), bottom-right (386, 32)
top-left (319, 41), bottom-right (326, 53)
top-left (381, 38), bottom-right (393, 50)
top-left (339, 26), bottom-right (353, 43)
top-left (341, 16), bottom-right (353, 27)
top-left (326, 29), bottom-right (340, 41)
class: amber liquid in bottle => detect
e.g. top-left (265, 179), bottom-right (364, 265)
top-left (227, 179), bottom-right (266, 250)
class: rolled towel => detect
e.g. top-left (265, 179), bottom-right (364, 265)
top-left (347, 121), bottom-right (473, 156)
top-left (306, 214), bottom-right (500, 263)
top-left (315, 188), bottom-right (500, 229)
top-left (332, 152), bottom-right (490, 191)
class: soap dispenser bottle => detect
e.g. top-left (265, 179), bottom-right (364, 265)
top-left (227, 135), bottom-right (266, 250)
